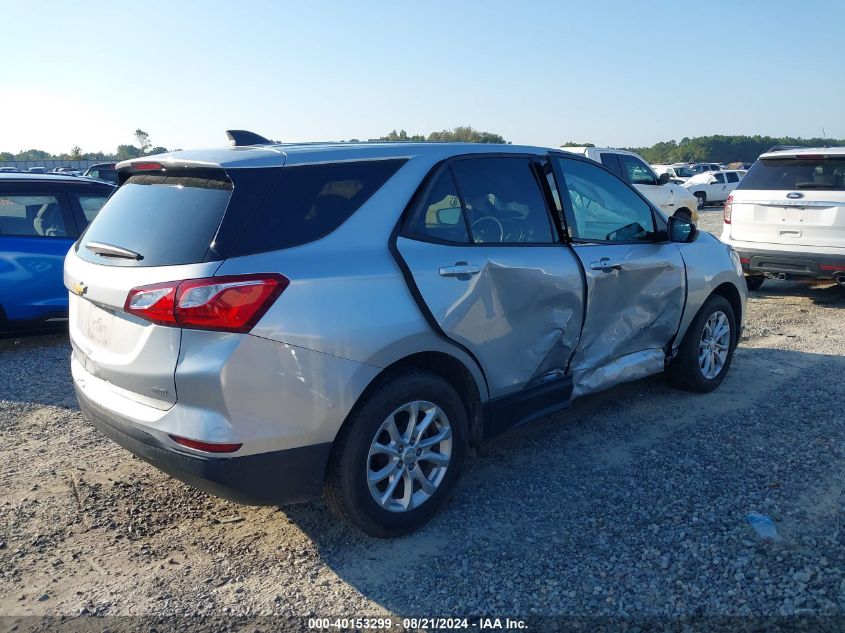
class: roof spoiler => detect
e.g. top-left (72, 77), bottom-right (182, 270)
top-left (226, 130), bottom-right (274, 147)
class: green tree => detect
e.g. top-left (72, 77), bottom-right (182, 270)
top-left (15, 149), bottom-right (51, 161)
top-left (148, 146), bottom-right (168, 155)
top-left (116, 144), bottom-right (143, 161)
top-left (561, 141), bottom-right (595, 147)
top-left (70, 145), bottom-right (83, 160)
top-left (427, 126), bottom-right (506, 143)
top-left (134, 129), bottom-right (151, 154)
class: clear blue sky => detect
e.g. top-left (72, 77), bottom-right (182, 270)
top-left (2, 0), bottom-right (844, 154)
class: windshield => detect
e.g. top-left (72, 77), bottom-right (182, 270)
top-left (737, 157), bottom-right (845, 191)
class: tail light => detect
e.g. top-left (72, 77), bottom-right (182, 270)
top-left (724, 194), bottom-right (733, 224)
top-left (125, 274), bottom-right (288, 333)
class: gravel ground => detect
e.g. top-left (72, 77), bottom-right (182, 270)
top-left (1, 207), bottom-right (845, 628)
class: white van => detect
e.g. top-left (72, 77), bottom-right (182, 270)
top-left (721, 147), bottom-right (845, 290)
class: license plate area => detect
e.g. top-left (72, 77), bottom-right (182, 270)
top-left (86, 303), bottom-right (115, 349)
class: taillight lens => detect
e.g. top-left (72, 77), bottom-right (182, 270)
top-left (125, 274), bottom-right (288, 333)
top-left (724, 194), bottom-right (733, 224)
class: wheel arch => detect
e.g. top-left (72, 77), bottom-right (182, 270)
top-left (711, 281), bottom-right (744, 326)
top-left (342, 350), bottom-right (486, 448)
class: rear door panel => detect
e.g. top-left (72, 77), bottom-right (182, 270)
top-left (396, 237), bottom-right (585, 397)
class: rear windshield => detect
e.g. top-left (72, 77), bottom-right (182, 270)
top-left (76, 171), bottom-right (232, 267)
top-left (738, 157), bottom-right (845, 191)
top-left (230, 159), bottom-right (406, 256)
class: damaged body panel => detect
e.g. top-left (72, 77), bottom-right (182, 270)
top-left (396, 237), bottom-right (585, 398)
top-left (567, 242), bottom-right (686, 396)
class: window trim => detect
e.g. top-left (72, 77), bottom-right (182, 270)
top-left (400, 153), bottom-right (564, 248)
top-left (548, 152), bottom-right (667, 246)
top-left (0, 191), bottom-right (79, 239)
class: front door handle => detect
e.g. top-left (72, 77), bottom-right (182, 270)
top-left (439, 262), bottom-right (480, 278)
top-left (590, 257), bottom-right (623, 272)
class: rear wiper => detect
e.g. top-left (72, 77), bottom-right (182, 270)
top-left (85, 241), bottom-right (143, 260)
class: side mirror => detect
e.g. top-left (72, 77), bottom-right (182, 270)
top-left (436, 207), bottom-right (463, 226)
top-left (668, 215), bottom-right (697, 243)
top-left (657, 172), bottom-right (671, 185)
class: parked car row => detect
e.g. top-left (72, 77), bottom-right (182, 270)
top-left (0, 163), bottom-right (118, 184)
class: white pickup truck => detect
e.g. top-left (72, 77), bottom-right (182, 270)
top-left (561, 147), bottom-right (700, 220)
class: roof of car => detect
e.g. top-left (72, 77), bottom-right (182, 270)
top-left (759, 146), bottom-right (845, 159)
top-left (118, 142), bottom-right (556, 171)
top-left (0, 172), bottom-right (114, 186)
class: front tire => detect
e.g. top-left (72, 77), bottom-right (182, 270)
top-left (324, 371), bottom-right (468, 537)
top-left (694, 192), bottom-right (707, 209)
top-left (667, 295), bottom-right (737, 393)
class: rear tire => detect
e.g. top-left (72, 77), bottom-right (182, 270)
top-left (667, 295), bottom-right (737, 393)
top-left (324, 371), bottom-right (468, 538)
top-left (745, 274), bottom-right (765, 291)
top-left (694, 192), bottom-right (707, 209)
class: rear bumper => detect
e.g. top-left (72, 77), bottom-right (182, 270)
top-left (732, 245), bottom-right (845, 279)
top-left (76, 382), bottom-right (331, 505)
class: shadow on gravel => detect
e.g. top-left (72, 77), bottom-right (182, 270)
top-left (749, 280), bottom-right (845, 307)
top-left (277, 346), bottom-right (845, 617)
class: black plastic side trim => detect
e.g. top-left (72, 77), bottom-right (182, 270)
top-left (482, 376), bottom-right (574, 438)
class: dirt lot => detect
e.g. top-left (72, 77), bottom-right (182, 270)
top-left (2, 208), bottom-right (845, 627)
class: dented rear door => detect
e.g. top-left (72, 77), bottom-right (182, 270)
top-left (395, 156), bottom-right (585, 398)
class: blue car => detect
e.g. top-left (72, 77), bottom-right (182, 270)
top-left (0, 173), bottom-right (114, 333)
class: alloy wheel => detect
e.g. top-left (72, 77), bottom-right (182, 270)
top-left (366, 401), bottom-right (453, 512)
top-left (699, 310), bottom-right (731, 379)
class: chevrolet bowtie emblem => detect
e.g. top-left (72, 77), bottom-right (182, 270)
top-left (71, 281), bottom-right (88, 296)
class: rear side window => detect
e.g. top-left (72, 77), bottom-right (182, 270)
top-left (725, 172), bottom-right (739, 183)
top-left (451, 157), bottom-right (555, 244)
top-left (0, 194), bottom-right (70, 238)
top-left (407, 169), bottom-right (469, 243)
top-left (738, 157), bottom-right (845, 191)
top-left (76, 171), bottom-right (233, 267)
top-left (712, 173), bottom-right (725, 184)
top-left (232, 159), bottom-right (405, 256)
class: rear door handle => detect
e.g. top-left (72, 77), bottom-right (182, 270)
top-left (590, 257), bottom-right (623, 272)
top-left (439, 262), bottom-right (480, 278)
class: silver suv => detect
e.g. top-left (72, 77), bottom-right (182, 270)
top-left (65, 131), bottom-right (746, 537)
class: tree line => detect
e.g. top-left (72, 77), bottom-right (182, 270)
top-left (1, 130), bottom-right (171, 163)
top-left (616, 135), bottom-right (843, 164)
top-left (1, 126), bottom-right (510, 163)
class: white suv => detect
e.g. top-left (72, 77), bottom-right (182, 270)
top-left (561, 147), bottom-right (700, 220)
top-left (721, 147), bottom-right (845, 291)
